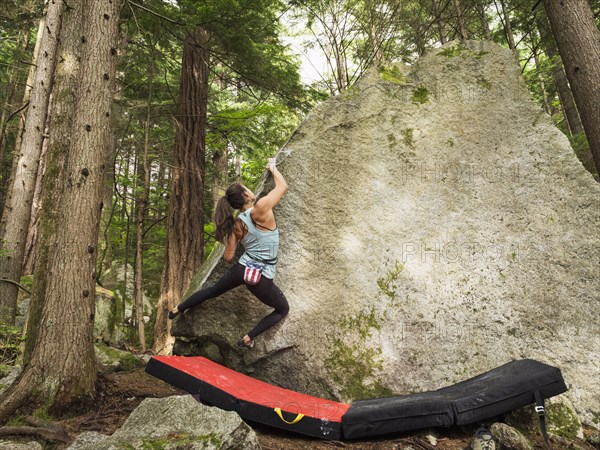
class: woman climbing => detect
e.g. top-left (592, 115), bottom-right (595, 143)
top-left (168, 160), bottom-right (289, 349)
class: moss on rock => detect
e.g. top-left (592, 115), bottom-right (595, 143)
top-left (325, 339), bottom-right (393, 401)
top-left (95, 343), bottom-right (142, 372)
top-left (401, 128), bottom-right (415, 149)
top-left (412, 87), bottom-right (429, 104)
top-left (379, 65), bottom-right (410, 84)
top-left (547, 401), bottom-right (583, 440)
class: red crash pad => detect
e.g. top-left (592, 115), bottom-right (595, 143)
top-left (147, 355), bottom-right (349, 439)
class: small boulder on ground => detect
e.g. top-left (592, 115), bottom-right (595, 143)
top-left (66, 395), bottom-right (261, 450)
top-left (490, 423), bottom-right (533, 450)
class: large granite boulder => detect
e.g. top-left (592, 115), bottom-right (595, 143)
top-left (172, 40), bottom-right (599, 426)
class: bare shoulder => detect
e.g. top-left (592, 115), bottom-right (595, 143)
top-left (251, 200), bottom-right (274, 221)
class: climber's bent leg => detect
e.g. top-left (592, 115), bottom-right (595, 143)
top-left (246, 277), bottom-right (289, 340)
top-left (177, 263), bottom-right (245, 313)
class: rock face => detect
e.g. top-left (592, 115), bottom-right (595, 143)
top-left (66, 396), bottom-right (261, 449)
top-left (172, 40), bottom-right (600, 425)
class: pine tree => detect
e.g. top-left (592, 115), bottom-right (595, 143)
top-left (0, 0), bottom-right (122, 421)
top-left (542, 0), bottom-right (600, 174)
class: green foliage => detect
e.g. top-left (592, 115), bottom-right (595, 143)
top-left (175, 0), bottom-right (308, 109)
top-left (0, 363), bottom-right (12, 378)
top-left (0, 322), bottom-right (24, 365)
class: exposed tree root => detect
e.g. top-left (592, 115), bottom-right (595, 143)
top-left (0, 416), bottom-right (69, 443)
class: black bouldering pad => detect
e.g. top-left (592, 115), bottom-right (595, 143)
top-left (341, 359), bottom-right (567, 439)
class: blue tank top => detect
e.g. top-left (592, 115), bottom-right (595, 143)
top-left (237, 208), bottom-right (279, 279)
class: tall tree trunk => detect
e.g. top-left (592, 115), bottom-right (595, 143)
top-left (0, 19), bottom-right (46, 217)
top-left (0, 0), bottom-right (65, 324)
top-left (212, 146), bottom-right (229, 212)
top-left (22, 126), bottom-right (49, 275)
top-left (153, 27), bottom-right (209, 355)
top-left (0, 0), bottom-right (122, 421)
top-left (332, 11), bottom-right (347, 93)
top-left (235, 152), bottom-right (242, 182)
top-left (133, 50), bottom-right (155, 352)
top-left (530, 34), bottom-right (551, 115)
top-left (21, 0), bottom-right (85, 366)
top-left (212, 67), bottom-right (228, 212)
top-left (543, 0), bottom-right (600, 174)
top-left (0, 28), bottom-right (32, 207)
top-left (537, 14), bottom-right (584, 136)
top-left (433, 0), bottom-right (448, 44)
top-left (475, 1), bottom-right (492, 40)
top-left (452, 0), bottom-right (467, 40)
top-left (365, 0), bottom-right (384, 65)
top-left (121, 147), bottom-right (132, 328)
top-left (498, 0), bottom-right (516, 49)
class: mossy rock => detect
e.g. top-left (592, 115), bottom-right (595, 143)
top-left (379, 65), bottom-right (410, 84)
top-left (437, 44), bottom-right (490, 59)
top-left (94, 343), bottom-right (143, 373)
top-left (412, 87), bottom-right (429, 104)
top-left (546, 400), bottom-right (583, 440)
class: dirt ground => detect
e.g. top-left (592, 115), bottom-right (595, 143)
top-left (50, 368), bottom-right (596, 450)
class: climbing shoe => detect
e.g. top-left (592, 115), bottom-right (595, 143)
top-left (168, 308), bottom-right (180, 320)
top-left (237, 336), bottom-right (255, 349)
top-left (472, 426), bottom-right (495, 450)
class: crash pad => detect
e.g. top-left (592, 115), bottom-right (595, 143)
top-left (145, 356), bottom-right (567, 440)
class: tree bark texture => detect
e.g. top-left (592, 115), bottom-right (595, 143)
top-left (22, 0), bottom-right (85, 366)
top-left (475, 1), bottom-right (492, 40)
top-left (0, 28), bottom-right (34, 208)
top-left (537, 14), bottom-right (584, 135)
top-left (543, 0), bottom-right (600, 174)
top-left (0, 19), bottom-right (45, 216)
top-left (153, 28), bottom-right (209, 355)
top-left (0, 0), bottom-right (64, 324)
top-left (452, 0), bottom-right (467, 40)
top-left (0, 0), bottom-right (121, 422)
top-left (433, 0), bottom-right (448, 44)
top-left (498, 0), bottom-right (516, 49)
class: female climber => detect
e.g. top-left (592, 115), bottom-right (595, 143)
top-left (168, 160), bottom-right (289, 349)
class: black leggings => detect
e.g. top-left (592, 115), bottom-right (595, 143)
top-left (177, 263), bottom-right (289, 340)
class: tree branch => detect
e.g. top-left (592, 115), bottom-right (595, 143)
top-left (126, 0), bottom-right (184, 25)
top-left (6, 101), bottom-right (30, 123)
top-left (0, 278), bottom-right (31, 294)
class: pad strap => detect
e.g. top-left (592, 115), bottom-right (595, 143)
top-left (274, 407), bottom-right (304, 424)
top-left (535, 390), bottom-right (549, 444)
